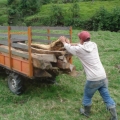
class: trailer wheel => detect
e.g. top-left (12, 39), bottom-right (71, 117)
top-left (8, 73), bottom-right (24, 95)
top-left (46, 77), bottom-right (57, 84)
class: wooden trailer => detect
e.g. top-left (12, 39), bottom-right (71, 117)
top-left (0, 26), bottom-right (73, 95)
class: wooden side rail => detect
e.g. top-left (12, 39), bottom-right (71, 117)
top-left (0, 26), bottom-right (33, 78)
top-left (0, 26), bottom-right (72, 78)
top-left (31, 26), bottom-right (72, 44)
top-left (28, 27), bottom-right (33, 77)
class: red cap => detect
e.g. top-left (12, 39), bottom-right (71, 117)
top-left (78, 31), bottom-right (90, 41)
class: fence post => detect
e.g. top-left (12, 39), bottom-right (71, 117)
top-left (47, 27), bottom-right (50, 43)
top-left (28, 26), bottom-right (33, 77)
top-left (69, 26), bottom-right (72, 43)
top-left (8, 26), bottom-right (12, 69)
top-left (69, 26), bottom-right (72, 64)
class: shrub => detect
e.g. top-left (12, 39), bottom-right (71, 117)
top-left (0, 15), bottom-right (8, 25)
top-left (109, 7), bottom-right (120, 31)
top-left (41, 0), bottom-right (51, 5)
top-left (51, 0), bottom-right (80, 3)
top-left (8, 0), bottom-right (41, 25)
top-left (83, 7), bottom-right (120, 31)
top-left (71, 3), bottom-right (81, 28)
top-left (50, 5), bottom-right (64, 26)
top-left (19, 0), bottom-right (41, 17)
top-left (91, 7), bottom-right (110, 31)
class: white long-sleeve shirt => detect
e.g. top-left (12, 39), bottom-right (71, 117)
top-left (64, 41), bottom-right (106, 81)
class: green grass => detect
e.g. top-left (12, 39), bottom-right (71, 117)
top-left (1, 0), bottom-right (120, 26)
top-left (0, 0), bottom-right (7, 5)
top-left (0, 30), bottom-right (120, 120)
top-left (26, 0), bottom-right (120, 22)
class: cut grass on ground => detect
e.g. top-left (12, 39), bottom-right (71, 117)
top-left (0, 30), bottom-right (120, 120)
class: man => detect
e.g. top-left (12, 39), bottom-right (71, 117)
top-left (59, 31), bottom-right (118, 120)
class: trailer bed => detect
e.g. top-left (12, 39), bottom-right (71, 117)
top-left (0, 26), bottom-right (73, 94)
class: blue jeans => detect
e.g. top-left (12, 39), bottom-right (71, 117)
top-left (82, 78), bottom-right (116, 109)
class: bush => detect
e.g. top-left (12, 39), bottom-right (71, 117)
top-left (83, 7), bottom-right (120, 31)
top-left (0, 15), bottom-right (8, 25)
top-left (50, 0), bottom-right (80, 3)
top-left (8, 0), bottom-right (41, 25)
top-left (64, 2), bottom-right (81, 28)
top-left (71, 3), bottom-right (81, 28)
top-left (93, 7), bottom-right (110, 31)
top-left (41, 0), bottom-right (51, 5)
top-left (110, 7), bottom-right (120, 31)
top-left (19, 0), bottom-right (41, 17)
top-left (50, 5), bottom-right (64, 26)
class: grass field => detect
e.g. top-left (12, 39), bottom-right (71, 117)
top-left (0, 0), bottom-right (120, 26)
top-left (0, 30), bottom-right (120, 120)
top-left (26, 0), bottom-right (120, 23)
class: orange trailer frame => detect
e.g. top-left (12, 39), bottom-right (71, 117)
top-left (0, 26), bottom-right (72, 78)
top-left (0, 26), bottom-right (33, 78)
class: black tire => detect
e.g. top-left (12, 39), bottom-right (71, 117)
top-left (0, 66), bottom-right (6, 74)
top-left (7, 73), bottom-right (24, 95)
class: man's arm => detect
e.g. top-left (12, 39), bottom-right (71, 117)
top-left (70, 43), bottom-right (79, 46)
top-left (59, 36), bottom-right (79, 55)
top-left (59, 36), bottom-right (79, 46)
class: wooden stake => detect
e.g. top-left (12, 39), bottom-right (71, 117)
top-left (69, 26), bottom-right (72, 64)
top-left (28, 27), bottom-right (33, 77)
top-left (8, 26), bottom-right (12, 69)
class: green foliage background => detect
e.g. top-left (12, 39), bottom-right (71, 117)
top-left (0, 0), bottom-right (120, 120)
top-left (0, 0), bottom-right (120, 31)
top-left (0, 30), bottom-right (120, 120)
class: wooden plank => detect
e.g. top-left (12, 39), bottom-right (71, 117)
top-left (32, 26), bottom-right (70, 30)
top-left (58, 55), bottom-right (68, 63)
top-left (32, 39), bottom-right (51, 43)
top-left (0, 26), bottom-right (7, 30)
top-left (0, 45), bottom-right (57, 63)
top-left (0, 33), bottom-right (7, 38)
top-left (32, 53), bottom-right (57, 62)
top-left (57, 60), bottom-right (75, 71)
top-left (11, 39), bottom-right (27, 42)
top-left (11, 51), bottom-right (29, 58)
top-left (0, 45), bottom-right (29, 58)
top-left (11, 34), bottom-right (28, 41)
top-left (32, 33), bottom-right (70, 38)
top-left (10, 43), bottom-right (57, 62)
top-left (31, 39), bottom-right (64, 51)
top-left (47, 26), bottom-right (70, 30)
top-left (11, 26), bottom-right (28, 31)
top-left (31, 43), bottom-right (50, 50)
top-left (11, 43), bottom-right (28, 50)
top-left (0, 40), bottom-right (8, 45)
top-left (31, 47), bottom-right (66, 56)
top-left (32, 26), bottom-right (49, 30)
top-left (33, 59), bottom-right (52, 69)
top-left (0, 47), bottom-right (8, 53)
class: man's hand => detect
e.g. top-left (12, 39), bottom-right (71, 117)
top-left (59, 36), bottom-right (70, 44)
top-left (59, 36), bottom-right (66, 43)
top-left (65, 38), bottom-right (70, 44)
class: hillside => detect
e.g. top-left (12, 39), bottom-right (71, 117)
top-left (0, 30), bottom-right (120, 120)
top-left (35, 0), bottom-right (120, 20)
top-left (0, 0), bottom-right (120, 27)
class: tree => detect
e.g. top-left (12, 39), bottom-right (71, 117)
top-left (8, 0), bottom-right (41, 25)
